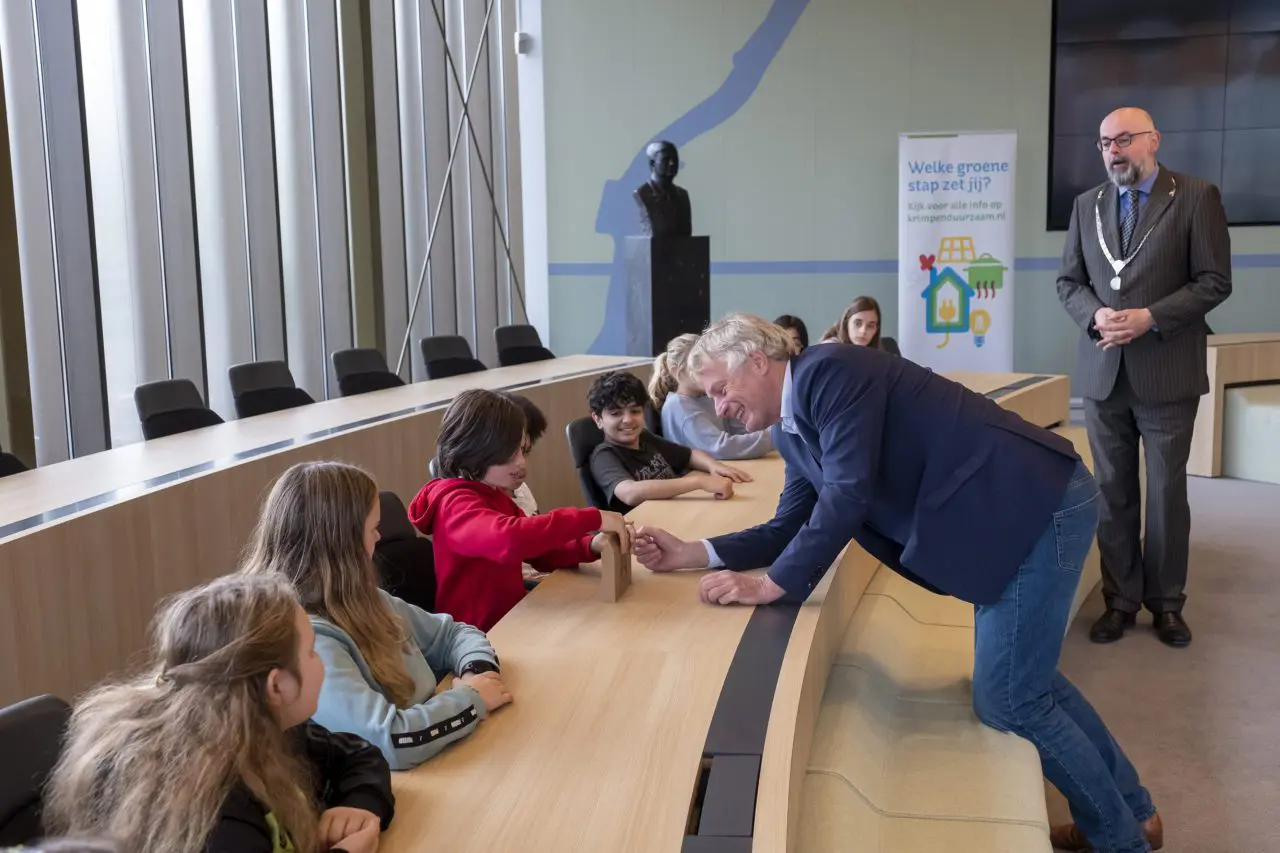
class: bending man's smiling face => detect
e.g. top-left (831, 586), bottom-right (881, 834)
top-left (697, 350), bottom-right (782, 433)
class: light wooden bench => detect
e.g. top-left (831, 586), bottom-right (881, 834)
top-left (1222, 384), bottom-right (1280, 485)
top-left (1189, 332), bottom-right (1280, 478)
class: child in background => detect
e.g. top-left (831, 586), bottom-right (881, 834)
top-left (650, 334), bottom-right (774, 461)
top-left (773, 314), bottom-right (809, 351)
top-left (410, 389), bottom-right (634, 631)
top-left (498, 392), bottom-right (551, 585)
top-left (501, 392), bottom-right (546, 518)
top-left (45, 573), bottom-right (395, 853)
top-left (587, 371), bottom-right (751, 513)
top-left (241, 461), bottom-right (509, 771)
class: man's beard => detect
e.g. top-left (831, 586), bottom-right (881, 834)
top-left (1108, 159), bottom-right (1141, 188)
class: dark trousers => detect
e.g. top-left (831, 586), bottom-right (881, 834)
top-left (1083, 368), bottom-right (1199, 614)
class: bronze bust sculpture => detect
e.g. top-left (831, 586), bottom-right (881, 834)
top-left (634, 141), bottom-right (692, 237)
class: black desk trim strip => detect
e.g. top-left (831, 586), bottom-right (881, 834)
top-left (1223, 379), bottom-right (1280, 391)
top-left (0, 359), bottom-right (647, 543)
top-left (984, 374), bottom-right (1053, 400)
top-left (685, 603), bottom-right (800, 846)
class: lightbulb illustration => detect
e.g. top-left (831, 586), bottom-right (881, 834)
top-left (971, 310), bottom-right (991, 348)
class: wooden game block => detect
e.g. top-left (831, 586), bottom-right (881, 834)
top-left (599, 532), bottom-right (632, 602)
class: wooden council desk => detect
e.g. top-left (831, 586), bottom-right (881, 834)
top-left (0, 356), bottom-right (647, 706)
top-left (381, 372), bottom-right (1070, 853)
top-left (1188, 333), bottom-right (1280, 478)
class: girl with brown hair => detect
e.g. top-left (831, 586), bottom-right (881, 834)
top-left (44, 573), bottom-right (395, 853)
top-left (241, 461), bottom-right (508, 771)
top-left (836, 296), bottom-right (901, 355)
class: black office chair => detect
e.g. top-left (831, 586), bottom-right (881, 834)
top-left (0, 694), bottom-right (72, 846)
top-left (228, 360), bottom-right (315, 418)
top-left (331, 348), bottom-right (405, 397)
top-left (420, 336), bottom-right (488, 379)
top-left (495, 324), bottom-right (555, 367)
top-left (374, 491), bottom-right (436, 613)
top-left (428, 457), bottom-right (440, 479)
top-left (566, 417), bottom-right (609, 510)
top-left (134, 379), bottom-right (224, 440)
top-left (881, 336), bottom-right (902, 357)
top-left (643, 401), bottom-right (662, 437)
top-left (0, 442), bottom-right (28, 479)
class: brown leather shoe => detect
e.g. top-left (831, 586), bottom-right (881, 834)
top-left (1143, 812), bottom-right (1164, 849)
top-left (1048, 822), bottom-right (1090, 850)
top-left (1049, 812), bottom-right (1163, 851)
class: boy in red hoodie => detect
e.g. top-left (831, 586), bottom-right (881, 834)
top-left (410, 389), bottom-right (633, 630)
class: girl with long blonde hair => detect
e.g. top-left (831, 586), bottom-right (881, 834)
top-left (651, 333), bottom-right (774, 461)
top-left (242, 461), bottom-right (509, 770)
top-left (44, 572), bottom-right (394, 853)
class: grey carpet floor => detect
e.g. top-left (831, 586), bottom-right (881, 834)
top-left (1047, 475), bottom-right (1280, 853)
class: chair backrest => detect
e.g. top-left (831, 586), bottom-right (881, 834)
top-left (373, 491), bottom-right (435, 612)
top-left (420, 336), bottom-right (488, 379)
top-left (881, 336), bottom-right (902, 357)
top-left (331, 348), bottom-right (406, 397)
top-left (0, 694), bottom-right (72, 846)
top-left (0, 451), bottom-right (28, 479)
top-left (377, 491), bottom-right (417, 542)
top-left (495, 324), bottom-right (555, 367)
top-left (643, 401), bottom-right (662, 437)
top-left (134, 379), bottom-right (224, 440)
top-left (565, 417), bottom-right (609, 510)
top-left (428, 457), bottom-right (440, 479)
top-left (228, 361), bottom-right (315, 418)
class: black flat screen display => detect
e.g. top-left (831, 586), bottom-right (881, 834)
top-left (1049, 0), bottom-right (1280, 228)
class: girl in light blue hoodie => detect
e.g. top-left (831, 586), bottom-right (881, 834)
top-left (651, 334), bottom-right (775, 460)
top-left (241, 460), bottom-right (512, 770)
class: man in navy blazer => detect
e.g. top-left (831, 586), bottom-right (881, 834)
top-left (634, 314), bottom-right (1163, 853)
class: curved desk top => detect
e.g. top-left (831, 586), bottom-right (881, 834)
top-left (0, 355), bottom-right (642, 542)
top-left (381, 372), bottom-right (1070, 853)
top-left (0, 356), bottom-right (648, 707)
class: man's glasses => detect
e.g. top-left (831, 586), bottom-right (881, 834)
top-left (1096, 131), bottom-right (1153, 152)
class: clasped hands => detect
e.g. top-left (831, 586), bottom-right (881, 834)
top-left (632, 526), bottom-right (785, 606)
top-left (1094, 306), bottom-right (1154, 350)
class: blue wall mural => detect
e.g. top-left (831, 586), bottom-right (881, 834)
top-left (587, 0), bottom-right (812, 354)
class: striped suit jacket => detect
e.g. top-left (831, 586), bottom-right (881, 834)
top-left (1056, 167), bottom-right (1232, 403)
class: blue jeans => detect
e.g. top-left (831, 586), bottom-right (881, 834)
top-left (973, 462), bottom-right (1155, 853)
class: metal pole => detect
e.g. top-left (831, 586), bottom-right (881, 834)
top-left (394, 0), bottom-right (496, 375)
top-left (427, 0), bottom-right (525, 317)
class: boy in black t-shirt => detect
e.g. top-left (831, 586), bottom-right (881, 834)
top-left (586, 371), bottom-right (750, 513)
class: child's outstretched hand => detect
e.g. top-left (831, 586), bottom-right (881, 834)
top-left (594, 511), bottom-right (635, 554)
top-left (699, 474), bottom-right (734, 500)
top-left (710, 463), bottom-right (751, 484)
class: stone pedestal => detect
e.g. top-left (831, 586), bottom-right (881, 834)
top-left (623, 236), bottom-right (710, 356)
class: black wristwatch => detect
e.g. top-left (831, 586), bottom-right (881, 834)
top-left (457, 659), bottom-right (499, 677)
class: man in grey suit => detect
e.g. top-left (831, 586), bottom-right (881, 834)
top-left (1057, 107), bottom-right (1232, 648)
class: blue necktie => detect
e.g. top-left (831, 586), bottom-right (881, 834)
top-left (1121, 189), bottom-right (1139, 256)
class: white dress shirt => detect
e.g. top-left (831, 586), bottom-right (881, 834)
top-left (701, 361), bottom-right (797, 568)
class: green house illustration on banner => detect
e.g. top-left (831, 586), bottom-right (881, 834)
top-left (965, 253), bottom-right (1007, 298)
top-left (921, 266), bottom-right (973, 333)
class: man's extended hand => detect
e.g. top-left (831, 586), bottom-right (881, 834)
top-left (698, 571), bottom-right (786, 606)
top-left (634, 526), bottom-right (709, 572)
top-left (1096, 308), bottom-right (1154, 350)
